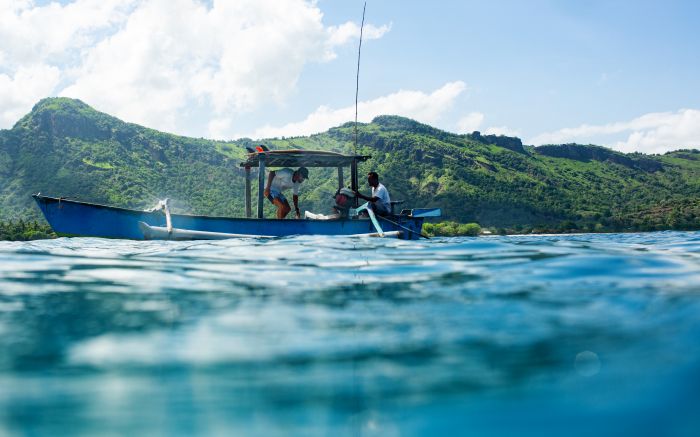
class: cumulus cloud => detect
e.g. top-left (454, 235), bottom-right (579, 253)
top-left (0, 0), bottom-right (389, 135)
top-left (0, 0), bottom-right (133, 126)
top-left (456, 112), bottom-right (485, 133)
top-left (239, 81), bottom-right (467, 139)
top-left (528, 109), bottom-right (700, 153)
top-left (0, 64), bottom-right (61, 127)
top-left (483, 126), bottom-right (522, 137)
top-left (0, 0), bottom-right (134, 67)
top-left (456, 112), bottom-right (520, 137)
top-left (327, 21), bottom-right (391, 48)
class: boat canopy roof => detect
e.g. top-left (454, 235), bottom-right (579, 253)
top-left (240, 150), bottom-right (371, 168)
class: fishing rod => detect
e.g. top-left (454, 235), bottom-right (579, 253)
top-left (353, 1), bottom-right (366, 156)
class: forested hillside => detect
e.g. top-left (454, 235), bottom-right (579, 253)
top-left (0, 98), bottom-right (247, 219)
top-left (1, 98), bottom-right (699, 232)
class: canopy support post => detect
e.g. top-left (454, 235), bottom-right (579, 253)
top-left (337, 166), bottom-right (344, 191)
top-left (351, 159), bottom-right (359, 207)
top-left (257, 155), bottom-right (266, 219)
top-left (245, 165), bottom-right (252, 218)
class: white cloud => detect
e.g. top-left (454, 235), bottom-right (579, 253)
top-left (0, 0), bottom-right (133, 126)
top-left (240, 81), bottom-right (467, 139)
top-left (484, 126), bottom-right (522, 137)
top-left (0, 0), bottom-right (390, 135)
top-left (0, 0), bottom-right (135, 68)
top-left (0, 64), bottom-right (61, 127)
top-left (456, 112), bottom-right (484, 133)
top-left (528, 109), bottom-right (700, 153)
top-left (456, 112), bottom-right (520, 137)
top-left (327, 21), bottom-right (391, 48)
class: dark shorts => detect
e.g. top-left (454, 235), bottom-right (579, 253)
top-left (367, 201), bottom-right (390, 215)
top-left (267, 188), bottom-right (288, 204)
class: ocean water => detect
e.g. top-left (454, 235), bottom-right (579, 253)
top-left (1, 232), bottom-right (700, 436)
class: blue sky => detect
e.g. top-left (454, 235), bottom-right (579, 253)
top-left (1, 0), bottom-right (699, 153)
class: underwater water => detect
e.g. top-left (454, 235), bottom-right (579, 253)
top-left (1, 232), bottom-right (699, 436)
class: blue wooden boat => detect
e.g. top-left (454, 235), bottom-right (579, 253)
top-left (33, 150), bottom-right (440, 240)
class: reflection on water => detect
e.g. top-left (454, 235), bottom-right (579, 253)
top-left (1, 232), bottom-right (700, 436)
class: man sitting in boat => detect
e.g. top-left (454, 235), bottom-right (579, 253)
top-left (354, 171), bottom-right (391, 215)
top-left (263, 167), bottom-right (309, 219)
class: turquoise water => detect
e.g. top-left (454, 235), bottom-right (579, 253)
top-left (1, 232), bottom-right (700, 436)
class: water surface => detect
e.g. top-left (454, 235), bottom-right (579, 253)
top-left (1, 232), bottom-right (700, 436)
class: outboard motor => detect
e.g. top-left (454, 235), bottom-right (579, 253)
top-left (333, 187), bottom-right (356, 217)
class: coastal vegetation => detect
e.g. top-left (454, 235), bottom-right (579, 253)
top-left (423, 222), bottom-right (481, 237)
top-left (0, 97), bottom-right (699, 240)
top-left (0, 220), bottom-right (55, 241)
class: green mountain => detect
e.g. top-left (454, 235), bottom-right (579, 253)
top-left (1, 97), bottom-right (699, 232)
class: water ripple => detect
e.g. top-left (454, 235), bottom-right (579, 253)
top-left (1, 231), bottom-right (700, 435)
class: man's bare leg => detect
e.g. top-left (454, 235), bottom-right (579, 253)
top-left (272, 198), bottom-right (291, 219)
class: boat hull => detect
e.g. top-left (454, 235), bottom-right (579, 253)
top-left (33, 195), bottom-right (425, 240)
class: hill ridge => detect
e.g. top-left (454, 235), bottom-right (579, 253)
top-left (1, 98), bottom-right (699, 232)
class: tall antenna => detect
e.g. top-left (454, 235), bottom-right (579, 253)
top-left (354, 1), bottom-right (366, 155)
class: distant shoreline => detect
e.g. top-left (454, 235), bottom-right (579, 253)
top-left (2, 216), bottom-right (698, 242)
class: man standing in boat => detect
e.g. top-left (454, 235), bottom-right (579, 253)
top-left (354, 171), bottom-right (391, 215)
top-left (263, 167), bottom-right (309, 219)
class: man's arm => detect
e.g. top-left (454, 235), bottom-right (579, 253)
top-left (293, 194), bottom-right (300, 219)
top-left (263, 171), bottom-right (276, 197)
top-left (354, 191), bottom-right (379, 202)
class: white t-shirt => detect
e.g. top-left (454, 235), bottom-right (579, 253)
top-left (270, 168), bottom-right (300, 195)
top-left (372, 182), bottom-right (391, 210)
